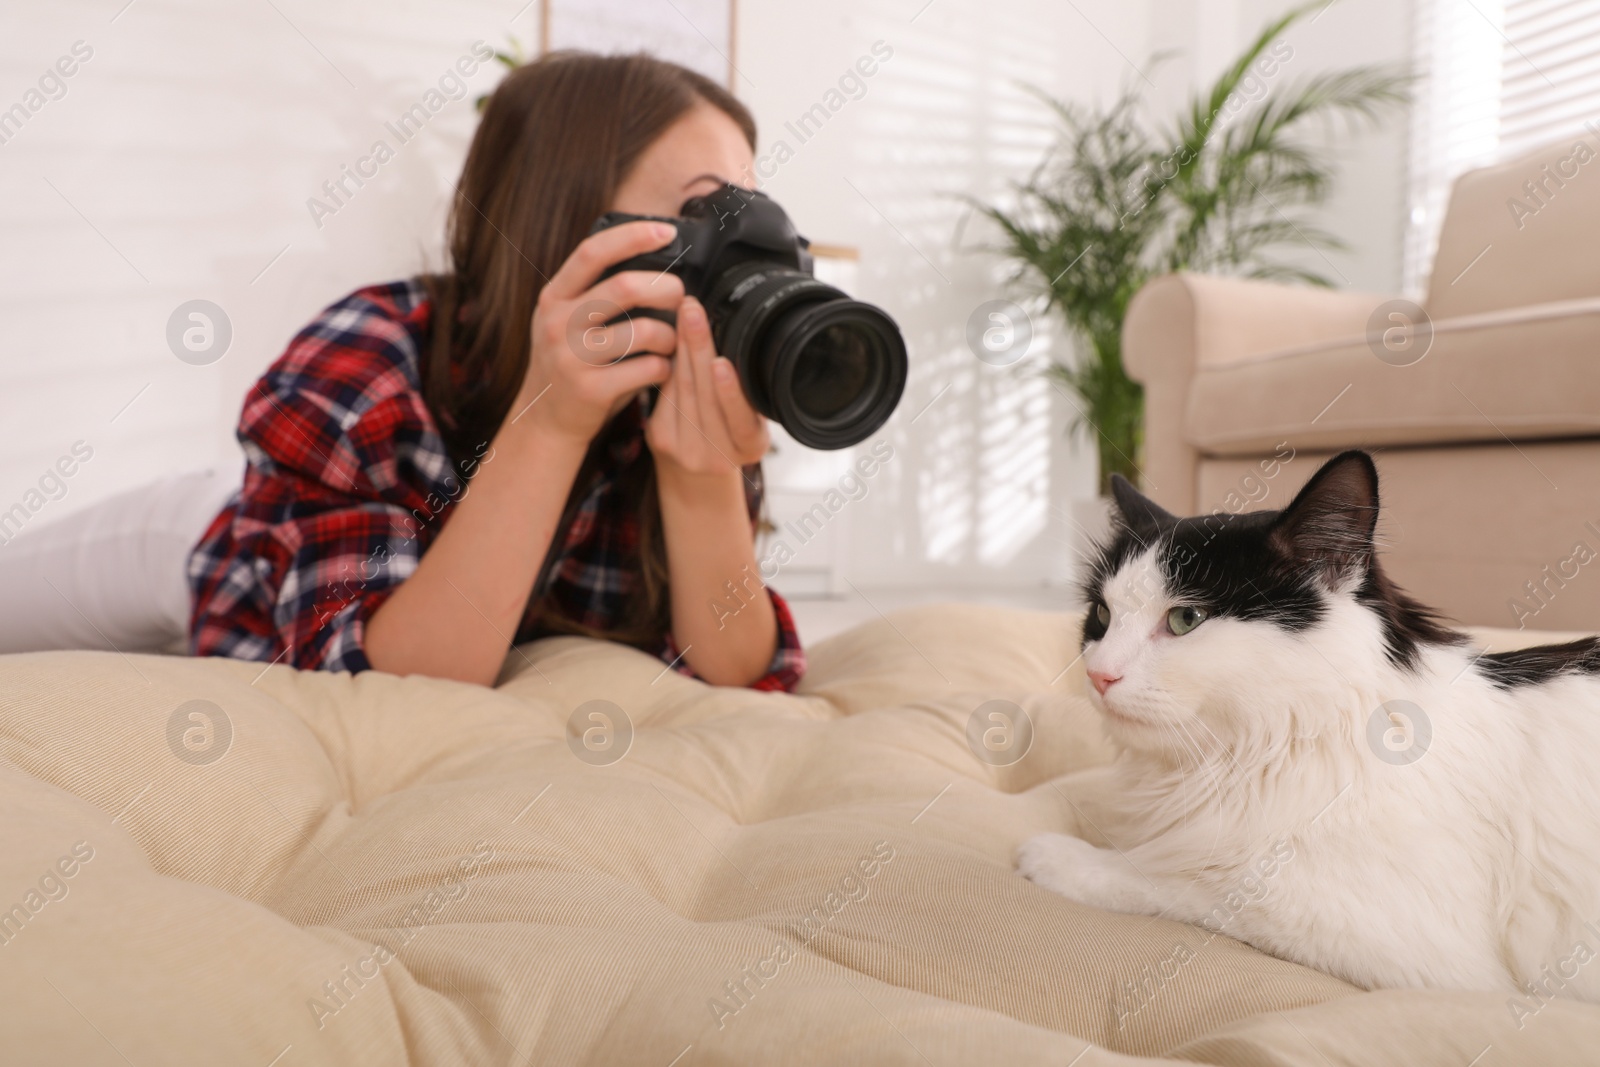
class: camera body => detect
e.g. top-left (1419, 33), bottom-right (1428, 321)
top-left (593, 183), bottom-right (816, 297)
top-left (591, 184), bottom-right (906, 451)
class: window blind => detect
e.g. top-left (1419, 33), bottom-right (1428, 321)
top-left (1404, 0), bottom-right (1600, 293)
top-left (1499, 0), bottom-right (1600, 157)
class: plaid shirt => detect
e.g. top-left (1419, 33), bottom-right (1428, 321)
top-left (187, 280), bottom-right (805, 691)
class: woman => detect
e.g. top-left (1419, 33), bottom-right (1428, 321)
top-left (188, 52), bottom-right (803, 691)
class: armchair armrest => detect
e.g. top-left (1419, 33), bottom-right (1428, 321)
top-left (1121, 273), bottom-right (1392, 512)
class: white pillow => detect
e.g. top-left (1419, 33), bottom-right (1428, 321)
top-left (0, 469), bottom-right (239, 654)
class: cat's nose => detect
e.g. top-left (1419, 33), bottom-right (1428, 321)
top-left (1088, 669), bottom-right (1121, 696)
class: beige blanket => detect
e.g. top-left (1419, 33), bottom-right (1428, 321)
top-left (2, 604), bottom-right (1596, 1065)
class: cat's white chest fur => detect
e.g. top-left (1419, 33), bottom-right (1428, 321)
top-left (1019, 728), bottom-right (1536, 996)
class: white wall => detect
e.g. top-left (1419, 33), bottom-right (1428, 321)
top-left (741, 0), bottom-right (1413, 595)
top-left (1146, 0), bottom-right (1414, 295)
top-left (0, 0), bottom-right (1409, 598)
top-left (0, 0), bottom-right (525, 533)
top-left (738, 0), bottom-right (1148, 594)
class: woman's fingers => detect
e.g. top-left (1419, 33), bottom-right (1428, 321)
top-left (584, 269), bottom-right (686, 318)
top-left (643, 296), bottom-right (768, 475)
top-left (681, 299), bottom-right (712, 409)
top-left (569, 316), bottom-right (676, 367)
top-left (672, 298), bottom-right (702, 405)
top-left (679, 298), bottom-right (734, 446)
top-left (645, 336), bottom-right (684, 457)
top-left (522, 222), bottom-right (686, 446)
top-left (713, 357), bottom-right (769, 460)
top-left (598, 354), bottom-right (672, 398)
top-left (624, 317), bottom-right (678, 358)
top-left (647, 300), bottom-right (720, 471)
top-left (654, 304), bottom-right (695, 429)
top-left (679, 296), bottom-right (765, 463)
top-left (542, 220), bottom-right (676, 303)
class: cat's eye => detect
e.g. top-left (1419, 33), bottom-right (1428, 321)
top-left (1095, 602), bottom-right (1111, 628)
top-left (1166, 605), bottom-right (1208, 636)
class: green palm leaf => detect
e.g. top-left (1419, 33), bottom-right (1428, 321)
top-left (977, 4), bottom-right (1408, 493)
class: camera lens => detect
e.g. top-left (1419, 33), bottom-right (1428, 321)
top-left (792, 325), bottom-right (872, 419)
top-left (706, 264), bottom-right (906, 450)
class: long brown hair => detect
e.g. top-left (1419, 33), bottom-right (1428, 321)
top-left (420, 51), bottom-right (757, 646)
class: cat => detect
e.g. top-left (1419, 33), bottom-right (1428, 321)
top-left (1017, 450), bottom-right (1600, 1011)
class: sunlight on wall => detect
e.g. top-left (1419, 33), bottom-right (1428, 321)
top-left (976, 355), bottom-right (1054, 565)
top-left (0, 0), bottom-right (521, 517)
top-left (824, 0), bottom-right (1129, 584)
top-left (1403, 0), bottom-right (1506, 293)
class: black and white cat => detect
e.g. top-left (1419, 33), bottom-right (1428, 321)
top-left (1018, 450), bottom-right (1600, 1006)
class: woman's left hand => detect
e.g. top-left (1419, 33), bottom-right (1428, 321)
top-left (646, 295), bottom-right (779, 687)
top-left (645, 296), bottom-right (770, 477)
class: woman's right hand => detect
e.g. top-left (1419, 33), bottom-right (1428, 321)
top-left (368, 221), bottom-right (686, 685)
top-left (513, 220), bottom-right (687, 445)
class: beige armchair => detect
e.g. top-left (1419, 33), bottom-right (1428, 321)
top-left (1123, 139), bottom-right (1600, 632)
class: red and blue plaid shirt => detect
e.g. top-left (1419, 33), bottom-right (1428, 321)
top-left (187, 280), bottom-right (805, 691)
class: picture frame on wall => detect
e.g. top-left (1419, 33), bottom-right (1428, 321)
top-left (538, 0), bottom-right (739, 91)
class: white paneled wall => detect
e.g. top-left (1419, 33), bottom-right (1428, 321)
top-left (737, 0), bottom-right (1141, 593)
top-left (0, 0), bottom-right (526, 531)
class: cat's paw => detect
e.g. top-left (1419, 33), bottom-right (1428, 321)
top-left (1017, 832), bottom-right (1154, 914)
top-left (1015, 832), bottom-right (1106, 901)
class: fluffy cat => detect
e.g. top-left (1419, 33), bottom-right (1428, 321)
top-left (1017, 450), bottom-right (1600, 1010)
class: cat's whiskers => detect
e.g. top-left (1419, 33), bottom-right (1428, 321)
top-left (1158, 722), bottom-right (1196, 832)
top-left (1137, 717), bottom-right (1232, 849)
top-left (1184, 717), bottom-right (1258, 817)
top-left (1172, 718), bottom-right (1234, 861)
top-left (1155, 712), bottom-right (1264, 837)
top-left (1168, 720), bottom-right (1222, 821)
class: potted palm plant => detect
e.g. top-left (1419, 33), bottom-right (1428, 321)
top-left (976, 1), bottom-right (1408, 499)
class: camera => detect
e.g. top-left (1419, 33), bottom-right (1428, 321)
top-left (591, 184), bottom-right (907, 451)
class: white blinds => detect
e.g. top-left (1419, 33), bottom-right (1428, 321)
top-left (1404, 0), bottom-right (1600, 293)
top-left (1403, 0), bottom-right (1506, 294)
top-left (1499, 0), bottom-right (1600, 157)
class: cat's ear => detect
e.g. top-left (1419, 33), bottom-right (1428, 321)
top-left (1109, 474), bottom-right (1175, 539)
top-left (1269, 451), bottom-right (1379, 587)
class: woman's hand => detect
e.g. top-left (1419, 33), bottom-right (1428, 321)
top-left (646, 295), bottom-right (778, 687)
top-left (368, 222), bottom-right (689, 686)
top-left (645, 296), bottom-right (770, 477)
top-left (516, 220), bottom-right (686, 446)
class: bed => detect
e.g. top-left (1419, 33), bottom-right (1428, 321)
top-left (2, 604), bottom-right (1596, 1065)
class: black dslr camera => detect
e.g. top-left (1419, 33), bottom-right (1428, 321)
top-left (590, 184), bottom-right (907, 450)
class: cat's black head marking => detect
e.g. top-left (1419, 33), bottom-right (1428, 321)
top-left (1082, 452), bottom-right (1466, 669)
